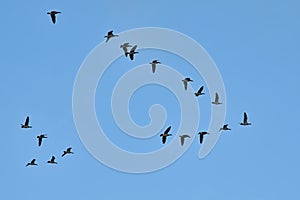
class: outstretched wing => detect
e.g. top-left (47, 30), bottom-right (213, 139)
top-left (200, 134), bottom-right (203, 144)
top-left (152, 63), bottom-right (156, 73)
top-left (25, 116), bottom-right (29, 126)
top-left (51, 156), bottom-right (55, 162)
top-left (183, 81), bottom-right (187, 90)
top-left (31, 159), bottom-right (36, 164)
top-left (122, 46), bottom-right (128, 54)
top-left (130, 45), bottom-right (137, 53)
top-left (164, 126), bottom-right (171, 134)
top-left (67, 147), bottom-right (72, 152)
top-left (198, 86), bottom-right (204, 93)
top-left (180, 136), bottom-right (184, 146)
top-left (129, 53), bottom-right (134, 60)
top-left (38, 137), bottom-right (42, 146)
top-left (162, 136), bottom-right (166, 144)
top-left (51, 13), bottom-right (56, 24)
top-left (243, 112), bottom-right (248, 124)
top-left (215, 92), bottom-right (219, 102)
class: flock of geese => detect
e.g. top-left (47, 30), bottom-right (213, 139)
top-left (103, 30), bottom-right (252, 146)
top-left (21, 116), bottom-right (74, 167)
top-left (45, 11), bottom-right (252, 153)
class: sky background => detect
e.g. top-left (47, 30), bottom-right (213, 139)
top-left (1, 0), bottom-right (300, 199)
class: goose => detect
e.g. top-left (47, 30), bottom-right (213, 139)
top-left (125, 45), bottom-right (138, 60)
top-left (21, 116), bottom-right (32, 128)
top-left (47, 11), bottom-right (61, 24)
top-left (219, 124), bottom-right (231, 132)
top-left (37, 134), bottom-right (47, 147)
top-left (26, 159), bottom-right (37, 167)
top-left (105, 30), bottom-right (118, 43)
top-left (179, 134), bottom-right (190, 146)
top-left (240, 112), bottom-right (252, 126)
top-left (149, 60), bottom-right (161, 73)
top-left (62, 147), bottom-right (74, 157)
top-left (160, 126), bottom-right (172, 144)
top-left (198, 131), bottom-right (209, 144)
top-left (194, 86), bottom-right (205, 96)
top-left (120, 42), bottom-right (132, 56)
top-left (182, 78), bottom-right (193, 91)
top-left (211, 92), bottom-right (222, 105)
top-left (47, 156), bottom-right (58, 164)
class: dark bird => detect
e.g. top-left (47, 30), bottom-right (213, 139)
top-left (26, 159), bottom-right (37, 167)
top-left (149, 60), bottom-right (161, 73)
top-left (182, 78), bottom-right (193, 90)
top-left (219, 124), bottom-right (231, 132)
top-left (120, 42), bottom-right (132, 56)
top-left (37, 134), bottom-right (47, 146)
top-left (240, 112), bottom-right (252, 126)
top-left (198, 131), bottom-right (209, 144)
top-left (62, 147), bottom-right (74, 157)
top-left (125, 45), bottom-right (139, 60)
top-left (212, 92), bottom-right (222, 105)
top-left (21, 116), bottom-right (32, 128)
top-left (179, 134), bottom-right (190, 146)
top-left (47, 11), bottom-right (61, 24)
top-left (194, 86), bottom-right (205, 96)
top-left (105, 30), bottom-right (118, 43)
top-left (160, 126), bottom-right (172, 144)
top-left (47, 156), bottom-right (58, 164)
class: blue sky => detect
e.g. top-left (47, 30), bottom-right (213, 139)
top-left (1, 0), bottom-right (300, 199)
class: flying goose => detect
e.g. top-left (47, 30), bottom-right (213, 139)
top-left (37, 134), bottom-right (47, 147)
top-left (194, 86), bottom-right (205, 96)
top-left (149, 60), bottom-right (161, 73)
top-left (160, 126), bottom-right (172, 144)
top-left (62, 147), bottom-right (74, 157)
top-left (47, 11), bottom-right (61, 24)
top-left (182, 78), bottom-right (193, 90)
top-left (26, 159), bottom-right (37, 167)
top-left (47, 156), bottom-right (58, 164)
top-left (240, 112), bottom-right (252, 126)
top-left (125, 45), bottom-right (138, 60)
top-left (120, 42), bottom-right (132, 56)
top-left (179, 134), bottom-right (190, 146)
top-left (198, 131), bottom-right (209, 144)
top-left (219, 124), bottom-right (231, 132)
top-left (105, 30), bottom-right (118, 43)
top-left (211, 92), bottom-right (222, 105)
top-left (21, 116), bottom-right (32, 128)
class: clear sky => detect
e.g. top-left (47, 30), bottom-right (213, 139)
top-left (1, 0), bottom-right (300, 199)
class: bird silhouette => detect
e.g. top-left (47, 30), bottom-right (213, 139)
top-left (182, 78), bottom-right (193, 90)
top-left (26, 159), bottom-right (37, 167)
top-left (125, 45), bottom-right (138, 60)
top-left (211, 92), bottom-right (222, 105)
top-left (194, 86), bottom-right (205, 96)
top-left (240, 112), bottom-right (252, 126)
top-left (160, 126), bottom-right (172, 144)
top-left (179, 134), bottom-right (190, 146)
top-left (120, 42), bottom-right (132, 56)
top-left (37, 134), bottom-right (47, 146)
top-left (198, 131), bottom-right (209, 144)
top-left (105, 30), bottom-right (118, 43)
top-left (149, 60), bottom-right (161, 73)
top-left (62, 147), bottom-right (74, 157)
top-left (21, 116), bottom-right (32, 128)
top-left (47, 11), bottom-right (61, 24)
top-left (47, 156), bottom-right (58, 164)
top-left (219, 124), bottom-right (231, 132)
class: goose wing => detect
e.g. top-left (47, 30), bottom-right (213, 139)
top-left (152, 63), bottom-right (156, 73)
top-left (130, 45), bottom-right (137, 53)
top-left (51, 156), bottom-right (55, 162)
top-left (215, 92), bottom-right (219, 102)
top-left (31, 159), bottom-right (36, 164)
top-left (162, 135), bottom-right (167, 144)
top-left (25, 116), bottom-right (29, 126)
top-left (50, 13), bottom-right (56, 24)
top-left (180, 136), bottom-right (184, 146)
top-left (38, 136), bottom-right (42, 146)
top-left (243, 112), bottom-right (248, 124)
top-left (200, 133), bottom-right (204, 144)
top-left (198, 86), bottom-right (204, 93)
top-left (164, 126), bottom-right (171, 134)
top-left (183, 81), bottom-right (187, 90)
